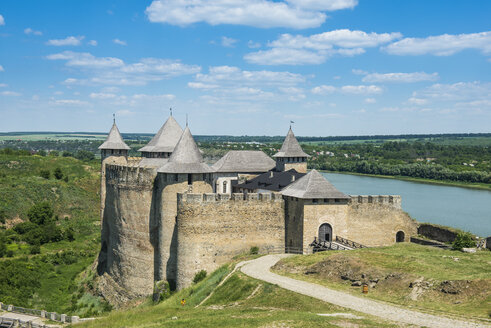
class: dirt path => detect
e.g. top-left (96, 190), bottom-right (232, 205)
top-left (240, 254), bottom-right (489, 328)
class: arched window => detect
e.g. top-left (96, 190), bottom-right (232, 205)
top-left (396, 231), bottom-right (405, 242)
top-left (318, 223), bottom-right (332, 242)
top-left (222, 180), bottom-right (228, 193)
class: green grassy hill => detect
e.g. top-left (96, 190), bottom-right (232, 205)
top-left (77, 263), bottom-right (396, 328)
top-left (0, 151), bottom-right (105, 316)
top-left (272, 243), bottom-right (491, 320)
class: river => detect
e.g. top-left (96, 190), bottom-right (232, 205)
top-left (322, 172), bottom-right (491, 237)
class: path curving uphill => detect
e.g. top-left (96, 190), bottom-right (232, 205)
top-left (240, 254), bottom-right (489, 328)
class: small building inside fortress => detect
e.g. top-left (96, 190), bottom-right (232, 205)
top-left (96, 115), bottom-right (418, 304)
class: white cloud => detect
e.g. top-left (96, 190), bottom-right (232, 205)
top-left (245, 29), bottom-right (401, 65)
top-left (408, 97), bottom-right (427, 105)
top-left (24, 28), bottom-right (42, 36)
top-left (384, 31), bottom-right (491, 56)
top-left (1, 91), bottom-right (21, 96)
top-left (312, 84), bottom-right (383, 95)
top-left (0, 65), bottom-right (4, 72)
top-left (221, 36), bottom-right (237, 47)
top-left (286, 0), bottom-right (357, 11)
top-left (0, 15), bottom-right (4, 26)
top-left (113, 38), bottom-right (127, 46)
top-left (47, 51), bottom-right (124, 68)
top-left (88, 40), bottom-right (98, 46)
top-left (245, 48), bottom-right (326, 65)
top-left (188, 82), bottom-right (219, 89)
top-left (51, 99), bottom-right (89, 106)
top-left (0, 83), bottom-right (7, 87)
top-left (413, 81), bottom-right (491, 102)
top-left (248, 40), bottom-right (261, 49)
top-left (195, 65), bottom-right (305, 86)
top-left (364, 98), bottom-right (376, 104)
top-left (361, 72), bottom-right (439, 83)
top-left (132, 94), bottom-right (175, 101)
top-left (46, 36), bottom-right (85, 46)
top-left (146, 0), bottom-right (357, 29)
top-left (90, 92), bottom-right (117, 99)
top-left (48, 52), bottom-right (200, 86)
top-left (116, 109), bottom-right (134, 116)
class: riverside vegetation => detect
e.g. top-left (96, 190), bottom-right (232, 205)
top-left (0, 149), bottom-right (110, 317)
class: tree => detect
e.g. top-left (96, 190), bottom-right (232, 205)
top-left (39, 170), bottom-right (50, 179)
top-left (452, 232), bottom-right (476, 250)
top-left (65, 227), bottom-right (75, 242)
top-left (38, 150), bottom-right (47, 157)
top-left (30, 245), bottom-right (41, 255)
top-left (0, 238), bottom-right (6, 258)
top-left (49, 150), bottom-right (59, 157)
top-left (75, 150), bottom-right (95, 161)
top-left (27, 202), bottom-right (54, 225)
top-left (0, 208), bottom-right (7, 224)
top-left (54, 168), bottom-right (63, 180)
top-left (62, 151), bottom-right (73, 157)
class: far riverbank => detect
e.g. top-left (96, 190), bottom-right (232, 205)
top-left (318, 170), bottom-right (491, 191)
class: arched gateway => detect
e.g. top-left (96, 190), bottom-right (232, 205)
top-left (319, 223), bottom-right (333, 242)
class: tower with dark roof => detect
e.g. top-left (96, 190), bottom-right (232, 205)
top-left (98, 116), bottom-right (131, 161)
top-left (273, 127), bottom-right (310, 173)
top-left (138, 115), bottom-right (183, 159)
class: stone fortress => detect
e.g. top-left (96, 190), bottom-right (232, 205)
top-left (96, 115), bottom-right (418, 304)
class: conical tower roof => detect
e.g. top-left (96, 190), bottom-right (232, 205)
top-left (273, 127), bottom-right (309, 158)
top-left (281, 169), bottom-right (349, 199)
top-left (138, 116), bottom-right (183, 153)
top-left (158, 127), bottom-right (213, 173)
top-left (98, 122), bottom-right (130, 150)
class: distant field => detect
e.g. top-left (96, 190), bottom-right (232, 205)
top-left (1, 132), bottom-right (491, 145)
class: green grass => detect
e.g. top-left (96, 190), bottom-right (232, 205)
top-left (77, 266), bottom-right (396, 328)
top-left (0, 153), bottom-right (103, 316)
top-left (273, 243), bottom-right (491, 319)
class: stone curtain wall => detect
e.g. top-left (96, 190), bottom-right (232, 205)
top-left (284, 196), bottom-right (305, 253)
top-left (156, 173), bottom-right (213, 287)
top-left (302, 195), bottom-right (417, 249)
top-left (98, 163), bottom-right (158, 300)
top-left (175, 192), bottom-right (285, 289)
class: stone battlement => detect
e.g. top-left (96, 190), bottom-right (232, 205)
top-left (177, 192), bottom-right (284, 204)
top-left (349, 195), bottom-right (401, 208)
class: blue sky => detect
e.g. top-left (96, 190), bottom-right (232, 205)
top-left (0, 0), bottom-right (490, 136)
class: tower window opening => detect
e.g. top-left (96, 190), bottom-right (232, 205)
top-left (188, 174), bottom-right (193, 185)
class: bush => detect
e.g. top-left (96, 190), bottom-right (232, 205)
top-left (49, 150), bottom-right (59, 157)
top-left (39, 169), bottom-right (50, 179)
top-left (193, 270), bottom-right (207, 284)
top-left (54, 168), bottom-right (63, 180)
top-left (0, 239), bottom-right (6, 258)
top-left (13, 221), bottom-right (38, 235)
top-left (75, 150), bottom-right (95, 161)
top-left (30, 245), bottom-right (41, 255)
top-left (249, 246), bottom-right (259, 255)
top-left (62, 151), bottom-right (73, 157)
top-left (27, 202), bottom-right (54, 225)
top-left (65, 227), bottom-right (75, 242)
top-left (0, 208), bottom-right (7, 224)
top-left (452, 232), bottom-right (476, 250)
top-left (6, 250), bottom-right (14, 257)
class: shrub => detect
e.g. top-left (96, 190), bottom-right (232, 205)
top-left (153, 280), bottom-right (172, 303)
top-left (62, 151), bottom-right (73, 157)
top-left (0, 208), bottom-right (7, 224)
top-left (54, 168), bottom-right (63, 180)
top-left (0, 239), bottom-right (6, 258)
top-left (452, 232), bottom-right (476, 250)
top-left (38, 150), bottom-right (47, 157)
top-left (65, 227), bottom-right (75, 242)
top-left (249, 246), bottom-right (259, 255)
top-left (49, 150), bottom-right (59, 157)
top-left (27, 202), bottom-right (54, 225)
top-left (193, 270), bottom-right (207, 284)
top-left (75, 150), bottom-right (95, 161)
top-left (39, 169), bottom-right (50, 179)
top-left (6, 250), bottom-right (14, 257)
top-left (13, 221), bottom-right (38, 235)
top-left (30, 245), bottom-right (41, 255)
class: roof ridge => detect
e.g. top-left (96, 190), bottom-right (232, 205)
top-left (138, 116), bottom-right (183, 153)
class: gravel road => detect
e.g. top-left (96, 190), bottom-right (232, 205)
top-left (240, 254), bottom-right (490, 328)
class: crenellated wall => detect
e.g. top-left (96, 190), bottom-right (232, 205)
top-left (175, 192), bottom-right (285, 289)
top-left (291, 194), bottom-right (416, 252)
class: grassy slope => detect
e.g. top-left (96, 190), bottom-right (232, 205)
top-left (78, 264), bottom-right (397, 328)
top-left (0, 154), bottom-right (102, 315)
top-left (273, 243), bottom-right (491, 320)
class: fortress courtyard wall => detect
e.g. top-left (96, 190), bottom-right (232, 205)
top-left (156, 173), bottom-right (213, 288)
top-left (175, 192), bottom-right (285, 289)
top-left (302, 195), bottom-right (418, 249)
top-left (98, 162), bottom-right (158, 299)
